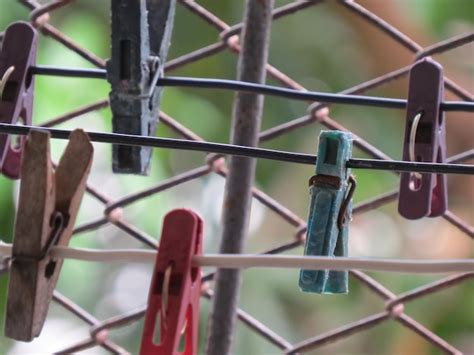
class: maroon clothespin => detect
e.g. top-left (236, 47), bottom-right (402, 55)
top-left (0, 22), bottom-right (38, 179)
top-left (398, 57), bottom-right (447, 219)
top-left (140, 209), bottom-right (203, 355)
top-left (5, 129), bottom-right (93, 341)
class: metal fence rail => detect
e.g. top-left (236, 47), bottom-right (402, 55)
top-left (1, 0), bottom-right (473, 353)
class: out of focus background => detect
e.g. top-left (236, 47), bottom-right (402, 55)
top-left (0, 0), bottom-right (473, 354)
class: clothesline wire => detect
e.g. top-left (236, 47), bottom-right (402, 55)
top-left (29, 65), bottom-right (474, 112)
top-left (0, 123), bottom-right (472, 175)
top-left (0, 242), bottom-right (472, 274)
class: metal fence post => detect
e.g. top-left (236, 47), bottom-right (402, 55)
top-left (205, 0), bottom-right (274, 354)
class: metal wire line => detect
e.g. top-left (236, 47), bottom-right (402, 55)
top-left (29, 65), bottom-right (474, 112)
top-left (0, 123), bottom-right (472, 175)
top-left (2, 0), bottom-right (473, 354)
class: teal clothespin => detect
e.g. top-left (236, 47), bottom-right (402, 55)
top-left (299, 130), bottom-right (355, 294)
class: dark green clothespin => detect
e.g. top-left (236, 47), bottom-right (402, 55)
top-left (299, 130), bottom-right (355, 294)
top-left (107, 0), bottom-right (176, 174)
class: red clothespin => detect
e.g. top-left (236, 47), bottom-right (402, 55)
top-left (0, 22), bottom-right (38, 179)
top-left (398, 57), bottom-right (447, 219)
top-left (140, 209), bottom-right (203, 355)
top-left (5, 129), bottom-right (93, 341)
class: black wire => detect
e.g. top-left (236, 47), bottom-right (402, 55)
top-left (29, 66), bottom-right (474, 112)
top-left (0, 123), bottom-right (472, 175)
top-left (30, 66), bottom-right (107, 80)
top-left (161, 77), bottom-right (409, 110)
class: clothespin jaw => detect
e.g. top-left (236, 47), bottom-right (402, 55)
top-left (5, 129), bottom-right (93, 341)
top-left (299, 131), bottom-right (354, 294)
top-left (0, 22), bottom-right (38, 179)
top-left (398, 58), bottom-right (447, 219)
top-left (107, 0), bottom-right (176, 175)
top-left (140, 209), bottom-right (202, 355)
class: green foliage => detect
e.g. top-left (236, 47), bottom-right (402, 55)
top-left (412, 0), bottom-right (474, 35)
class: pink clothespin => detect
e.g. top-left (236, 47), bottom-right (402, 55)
top-left (140, 209), bottom-right (203, 355)
top-left (398, 58), bottom-right (447, 219)
top-left (0, 22), bottom-right (38, 179)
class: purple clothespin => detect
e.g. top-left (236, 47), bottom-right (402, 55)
top-left (0, 22), bottom-right (38, 179)
top-left (398, 58), bottom-right (447, 219)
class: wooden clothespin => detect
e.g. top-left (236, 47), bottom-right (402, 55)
top-left (0, 22), bottom-right (38, 179)
top-left (299, 131), bottom-right (355, 294)
top-left (107, 0), bottom-right (176, 175)
top-left (5, 129), bottom-right (93, 341)
top-left (140, 209), bottom-right (202, 355)
top-left (398, 58), bottom-right (447, 219)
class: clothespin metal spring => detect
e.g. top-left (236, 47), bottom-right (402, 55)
top-left (408, 111), bottom-right (423, 182)
top-left (0, 66), bottom-right (15, 101)
top-left (337, 175), bottom-right (356, 229)
top-left (161, 263), bottom-right (173, 329)
top-left (11, 211), bottom-right (65, 264)
top-left (308, 174), bottom-right (356, 230)
top-left (159, 262), bottom-right (188, 336)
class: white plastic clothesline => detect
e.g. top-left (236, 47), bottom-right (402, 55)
top-left (0, 242), bottom-right (472, 274)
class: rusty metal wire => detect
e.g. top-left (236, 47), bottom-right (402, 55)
top-left (1, 0), bottom-right (473, 354)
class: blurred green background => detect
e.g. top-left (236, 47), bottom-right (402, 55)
top-left (0, 0), bottom-right (473, 354)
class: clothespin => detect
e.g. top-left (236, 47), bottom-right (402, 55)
top-left (107, 0), bottom-right (176, 175)
top-left (398, 58), bottom-right (447, 219)
top-left (5, 129), bottom-right (93, 341)
top-left (299, 131), bottom-right (355, 294)
top-left (140, 209), bottom-right (202, 355)
top-left (0, 22), bottom-right (38, 179)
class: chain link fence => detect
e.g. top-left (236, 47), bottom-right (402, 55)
top-left (1, 0), bottom-right (473, 354)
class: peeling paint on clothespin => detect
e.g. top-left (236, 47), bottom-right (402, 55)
top-left (398, 58), bottom-right (447, 219)
top-left (5, 129), bottom-right (93, 341)
top-left (299, 131), bottom-right (355, 294)
top-left (140, 209), bottom-right (202, 355)
top-left (107, 0), bottom-right (176, 175)
top-left (0, 22), bottom-right (38, 179)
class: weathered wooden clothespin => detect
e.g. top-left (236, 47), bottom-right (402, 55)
top-left (107, 0), bottom-right (176, 175)
top-left (140, 209), bottom-right (202, 355)
top-left (0, 22), bottom-right (38, 179)
top-left (299, 131), bottom-right (355, 294)
top-left (5, 129), bottom-right (93, 341)
top-left (398, 58), bottom-right (447, 219)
